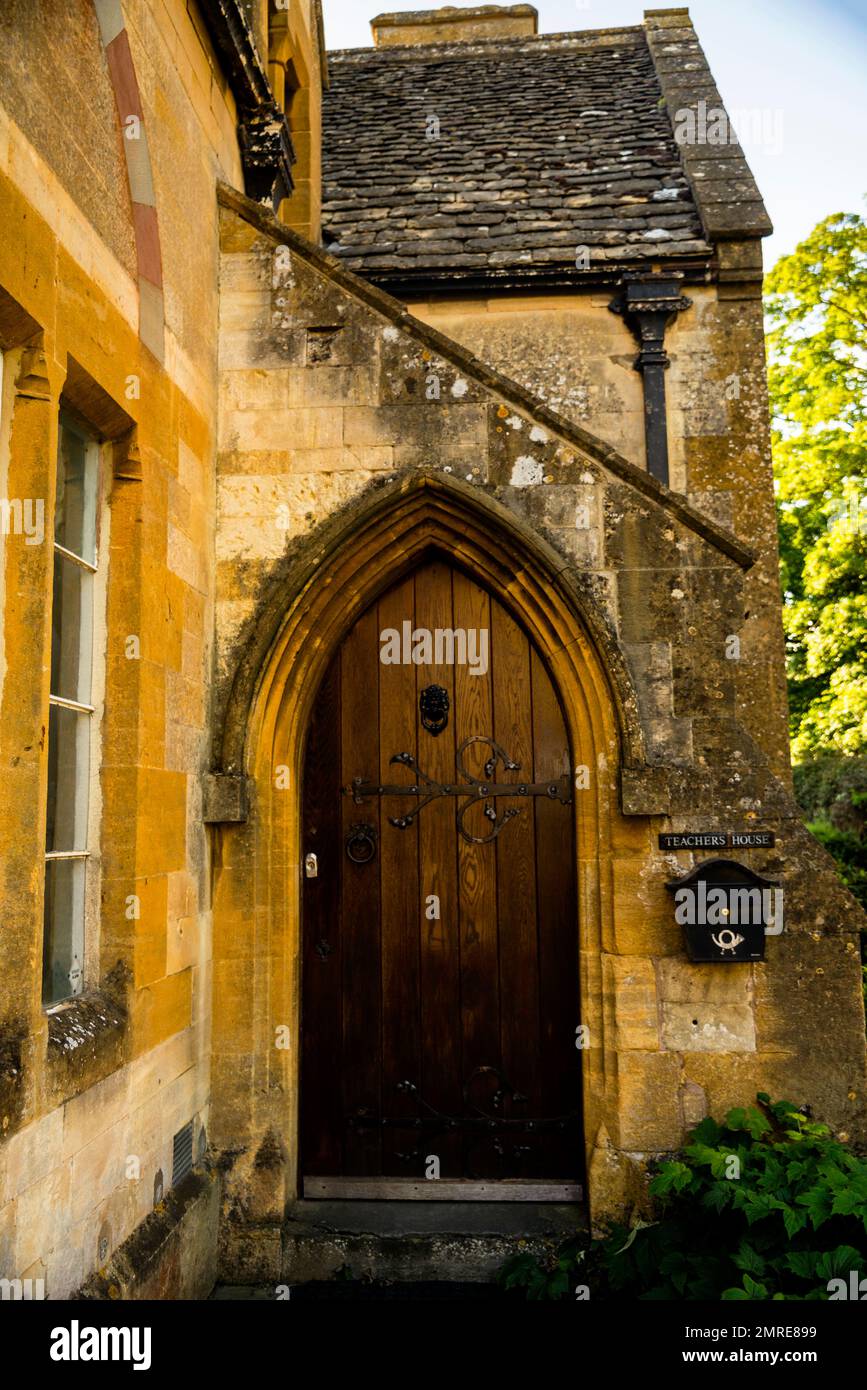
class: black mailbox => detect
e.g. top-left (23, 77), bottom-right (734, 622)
top-left (665, 858), bottom-right (782, 963)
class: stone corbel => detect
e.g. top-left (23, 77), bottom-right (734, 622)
top-left (14, 340), bottom-right (52, 401)
top-left (609, 273), bottom-right (691, 487)
top-left (113, 427), bottom-right (143, 481)
top-left (203, 773), bottom-right (249, 824)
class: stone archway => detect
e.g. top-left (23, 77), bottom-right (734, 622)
top-left (210, 472), bottom-right (648, 1250)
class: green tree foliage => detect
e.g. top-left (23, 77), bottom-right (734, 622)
top-left (793, 753), bottom-right (867, 913)
top-left (499, 1097), bottom-right (867, 1300)
top-left (765, 208), bottom-right (867, 758)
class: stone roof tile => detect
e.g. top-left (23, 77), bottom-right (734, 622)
top-left (322, 27), bottom-right (713, 288)
top-left (321, 16), bottom-right (770, 290)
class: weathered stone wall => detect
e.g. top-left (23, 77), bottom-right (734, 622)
top-left (405, 292), bottom-right (648, 460)
top-left (123, 0), bottom-right (244, 372)
top-left (77, 1167), bottom-right (220, 1300)
top-left (210, 189), bottom-right (867, 1244)
top-left (0, 0), bottom-right (248, 1295)
top-left (0, 0), bottom-right (137, 278)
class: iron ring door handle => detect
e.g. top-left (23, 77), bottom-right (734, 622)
top-left (345, 822), bottom-right (377, 865)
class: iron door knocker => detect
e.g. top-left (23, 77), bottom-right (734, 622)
top-left (345, 822), bottom-right (377, 864)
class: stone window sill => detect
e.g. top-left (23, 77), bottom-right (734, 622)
top-left (45, 990), bottom-right (127, 1104)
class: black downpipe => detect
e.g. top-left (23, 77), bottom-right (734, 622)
top-left (609, 273), bottom-right (691, 488)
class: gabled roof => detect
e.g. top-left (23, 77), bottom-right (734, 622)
top-left (321, 10), bottom-right (771, 293)
top-left (217, 181), bottom-right (754, 570)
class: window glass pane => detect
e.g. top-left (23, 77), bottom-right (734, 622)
top-left (45, 704), bottom-right (91, 852)
top-left (55, 418), bottom-right (97, 563)
top-left (42, 857), bottom-right (86, 1003)
top-left (50, 552), bottom-right (93, 703)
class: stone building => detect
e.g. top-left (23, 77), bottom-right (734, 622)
top-left (0, 1), bottom-right (864, 1298)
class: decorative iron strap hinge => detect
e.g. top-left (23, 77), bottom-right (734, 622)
top-left (344, 736), bottom-right (571, 845)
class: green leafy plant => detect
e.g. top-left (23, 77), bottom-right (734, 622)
top-left (499, 1095), bottom-right (867, 1300)
top-left (499, 1237), bottom-right (596, 1301)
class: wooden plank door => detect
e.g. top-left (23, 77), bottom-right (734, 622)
top-left (300, 559), bottom-right (582, 1194)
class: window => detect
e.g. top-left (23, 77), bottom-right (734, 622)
top-left (43, 415), bottom-right (100, 1004)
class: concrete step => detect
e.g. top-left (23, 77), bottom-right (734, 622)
top-left (214, 1280), bottom-right (507, 1300)
top-left (279, 1200), bottom-right (585, 1285)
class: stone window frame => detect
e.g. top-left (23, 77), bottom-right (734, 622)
top-left (43, 408), bottom-right (111, 1007)
top-left (0, 345), bottom-right (14, 643)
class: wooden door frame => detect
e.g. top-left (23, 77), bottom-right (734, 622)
top-left (211, 471), bottom-right (652, 1226)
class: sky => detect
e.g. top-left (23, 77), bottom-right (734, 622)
top-left (320, 0), bottom-right (867, 267)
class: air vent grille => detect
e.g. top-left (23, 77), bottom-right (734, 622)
top-left (172, 1119), bottom-right (194, 1186)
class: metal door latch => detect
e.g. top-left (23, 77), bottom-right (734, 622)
top-left (304, 852), bottom-right (318, 879)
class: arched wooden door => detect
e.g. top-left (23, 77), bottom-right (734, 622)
top-left (300, 557), bottom-right (582, 1198)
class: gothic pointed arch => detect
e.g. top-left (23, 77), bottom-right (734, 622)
top-left (210, 468), bottom-right (647, 1224)
top-left (215, 469), bottom-right (647, 782)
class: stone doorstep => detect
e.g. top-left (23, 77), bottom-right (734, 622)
top-left (279, 1200), bottom-right (587, 1286)
top-left (214, 1280), bottom-right (506, 1301)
